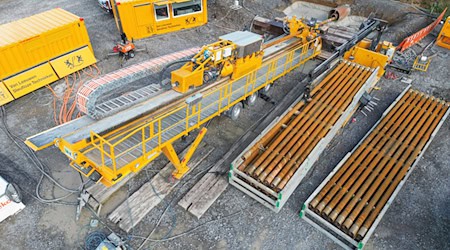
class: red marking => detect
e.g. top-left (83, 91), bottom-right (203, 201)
top-left (0, 200), bottom-right (12, 209)
top-left (79, 17), bottom-right (84, 21)
top-left (182, 158), bottom-right (186, 163)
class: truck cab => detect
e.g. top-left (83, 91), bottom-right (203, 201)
top-left (0, 176), bottom-right (25, 223)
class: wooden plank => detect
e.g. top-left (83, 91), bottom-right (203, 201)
top-left (178, 173), bottom-right (217, 210)
top-left (187, 177), bottom-right (228, 219)
top-left (86, 172), bottom-right (136, 209)
top-left (108, 143), bottom-right (214, 232)
top-left (178, 77), bottom-right (309, 218)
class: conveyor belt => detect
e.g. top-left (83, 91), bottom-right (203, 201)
top-left (237, 61), bottom-right (372, 191)
top-left (301, 88), bottom-right (449, 249)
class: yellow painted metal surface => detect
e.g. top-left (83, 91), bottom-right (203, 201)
top-left (0, 8), bottom-right (93, 81)
top-left (233, 55), bottom-right (263, 79)
top-left (412, 56), bottom-right (431, 72)
top-left (0, 82), bottom-right (14, 106)
top-left (3, 63), bottom-right (58, 99)
top-left (57, 38), bottom-right (322, 186)
top-left (436, 16), bottom-right (450, 50)
top-left (344, 46), bottom-right (389, 77)
top-left (50, 46), bottom-right (97, 78)
top-left (114, 0), bottom-right (208, 40)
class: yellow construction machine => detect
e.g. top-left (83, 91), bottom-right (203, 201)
top-left (26, 7), bottom-right (353, 187)
top-left (169, 15), bottom-right (331, 93)
top-left (436, 16), bottom-right (450, 49)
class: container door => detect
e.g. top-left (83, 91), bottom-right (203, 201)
top-left (133, 3), bottom-right (155, 38)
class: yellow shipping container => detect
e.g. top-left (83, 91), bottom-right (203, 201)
top-left (0, 8), bottom-right (96, 104)
top-left (112, 0), bottom-right (208, 40)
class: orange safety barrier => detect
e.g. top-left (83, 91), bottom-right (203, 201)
top-left (397, 8), bottom-right (447, 52)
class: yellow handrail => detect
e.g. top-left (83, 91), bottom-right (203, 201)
top-left (88, 38), bottom-right (321, 175)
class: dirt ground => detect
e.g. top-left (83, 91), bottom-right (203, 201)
top-left (0, 0), bottom-right (449, 249)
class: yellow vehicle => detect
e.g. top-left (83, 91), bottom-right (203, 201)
top-left (436, 16), bottom-right (450, 50)
top-left (109, 0), bottom-right (208, 40)
top-left (0, 8), bottom-right (96, 106)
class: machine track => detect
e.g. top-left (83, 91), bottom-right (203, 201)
top-left (76, 47), bottom-right (199, 119)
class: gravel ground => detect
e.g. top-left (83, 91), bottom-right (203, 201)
top-left (0, 1), bottom-right (449, 249)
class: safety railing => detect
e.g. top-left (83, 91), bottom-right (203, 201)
top-left (89, 38), bottom-right (322, 176)
top-left (412, 56), bottom-right (431, 72)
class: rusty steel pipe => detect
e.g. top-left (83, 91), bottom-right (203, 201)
top-left (352, 101), bottom-right (447, 239)
top-left (268, 66), bottom-right (367, 186)
top-left (333, 94), bottom-right (430, 225)
top-left (341, 97), bottom-right (436, 231)
top-left (239, 101), bottom-right (306, 171)
top-left (309, 91), bottom-right (415, 211)
top-left (328, 5), bottom-right (351, 22)
top-left (258, 63), bottom-right (358, 183)
top-left (275, 68), bottom-right (372, 190)
top-left (250, 62), bottom-right (353, 178)
top-left (322, 93), bottom-right (425, 219)
top-left (337, 98), bottom-right (433, 226)
top-left (307, 89), bottom-right (449, 241)
top-left (261, 65), bottom-right (362, 184)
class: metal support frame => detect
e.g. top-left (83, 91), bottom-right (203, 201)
top-left (163, 127), bottom-right (207, 179)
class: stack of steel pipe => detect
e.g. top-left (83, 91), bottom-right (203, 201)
top-left (236, 61), bottom-right (372, 192)
top-left (307, 89), bottom-right (449, 241)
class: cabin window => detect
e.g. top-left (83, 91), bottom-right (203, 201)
top-left (155, 4), bottom-right (169, 20)
top-left (173, 0), bottom-right (202, 17)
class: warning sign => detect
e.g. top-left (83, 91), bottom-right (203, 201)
top-left (50, 46), bottom-right (97, 78)
top-left (3, 63), bottom-right (58, 99)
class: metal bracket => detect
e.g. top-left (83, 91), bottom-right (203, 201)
top-left (162, 127), bottom-right (208, 179)
top-left (76, 189), bottom-right (91, 221)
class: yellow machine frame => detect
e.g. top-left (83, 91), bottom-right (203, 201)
top-left (171, 16), bottom-right (321, 94)
top-left (56, 38), bottom-right (321, 186)
top-left (343, 40), bottom-right (395, 77)
top-left (111, 0), bottom-right (208, 40)
top-left (412, 56), bottom-right (431, 72)
top-left (436, 16), bottom-right (450, 50)
top-left (171, 40), bottom-right (237, 92)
